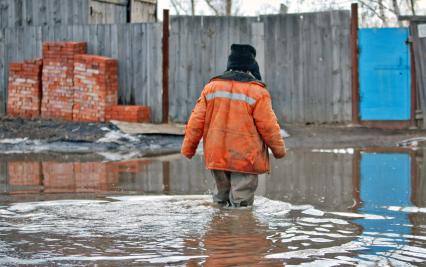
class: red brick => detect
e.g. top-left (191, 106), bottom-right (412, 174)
top-left (72, 54), bottom-right (118, 122)
top-left (41, 41), bottom-right (87, 120)
top-left (7, 59), bottom-right (43, 118)
top-left (105, 105), bottom-right (151, 123)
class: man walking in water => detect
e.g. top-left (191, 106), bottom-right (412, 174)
top-left (181, 44), bottom-right (286, 207)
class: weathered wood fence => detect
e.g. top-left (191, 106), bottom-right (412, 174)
top-left (0, 23), bottom-right (163, 122)
top-left (409, 20), bottom-right (426, 128)
top-left (0, 0), bottom-right (90, 28)
top-left (0, 0), bottom-right (156, 28)
top-left (169, 11), bottom-right (352, 124)
top-left (1, 2), bottom-right (353, 125)
top-left (169, 16), bottom-right (261, 122)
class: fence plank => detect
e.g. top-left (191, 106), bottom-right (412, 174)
top-left (411, 22), bottom-right (426, 128)
top-left (262, 12), bottom-right (351, 124)
top-left (0, 23), bottom-right (163, 119)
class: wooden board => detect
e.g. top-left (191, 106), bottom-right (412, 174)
top-left (111, 120), bottom-right (185, 135)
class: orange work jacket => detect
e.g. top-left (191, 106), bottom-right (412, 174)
top-left (181, 78), bottom-right (286, 174)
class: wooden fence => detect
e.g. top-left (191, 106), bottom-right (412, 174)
top-left (263, 12), bottom-right (352, 123)
top-left (409, 20), bottom-right (426, 128)
top-left (0, 0), bottom-right (90, 28)
top-left (0, 0), bottom-right (156, 29)
top-left (169, 16), bottom-right (261, 122)
top-left (1, 8), bottom-right (353, 124)
top-left (169, 11), bottom-right (352, 124)
top-left (0, 23), bottom-right (163, 122)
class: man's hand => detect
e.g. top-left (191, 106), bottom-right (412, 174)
top-left (273, 147), bottom-right (287, 159)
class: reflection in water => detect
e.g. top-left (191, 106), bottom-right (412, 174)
top-left (202, 210), bottom-right (276, 266)
top-left (357, 153), bottom-right (412, 254)
top-left (0, 148), bottom-right (425, 265)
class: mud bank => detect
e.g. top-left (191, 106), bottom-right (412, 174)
top-left (0, 117), bottom-right (183, 159)
top-left (1, 117), bottom-right (426, 159)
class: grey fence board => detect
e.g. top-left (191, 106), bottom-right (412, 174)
top-left (0, 0), bottom-right (156, 29)
top-left (0, 0), bottom-right (90, 29)
top-left (410, 22), bottom-right (426, 128)
top-left (264, 11), bottom-right (351, 124)
top-left (0, 23), bottom-right (163, 122)
top-left (88, 0), bottom-right (127, 24)
top-left (169, 16), bottom-right (259, 122)
top-left (169, 12), bottom-right (352, 124)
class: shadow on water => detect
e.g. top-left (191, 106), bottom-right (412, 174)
top-left (0, 148), bottom-right (425, 265)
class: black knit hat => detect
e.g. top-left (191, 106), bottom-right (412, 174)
top-left (226, 44), bottom-right (262, 81)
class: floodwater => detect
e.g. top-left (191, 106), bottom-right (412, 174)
top-left (0, 148), bottom-right (425, 266)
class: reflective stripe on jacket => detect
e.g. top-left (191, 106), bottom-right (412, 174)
top-left (181, 78), bottom-right (286, 174)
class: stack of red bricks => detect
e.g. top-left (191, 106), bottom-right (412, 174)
top-left (105, 105), bottom-right (151, 123)
top-left (7, 41), bottom-right (151, 123)
top-left (73, 55), bottom-right (118, 122)
top-left (7, 59), bottom-right (43, 118)
top-left (41, 42), bottom-right (87, 120)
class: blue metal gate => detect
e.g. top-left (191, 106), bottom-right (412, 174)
top-left (359, 28), bottom-right (411, 120)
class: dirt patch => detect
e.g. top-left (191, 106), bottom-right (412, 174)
top-left (285, 124), bottom-right (426, 148)
top-left (0, 117), bottom-right (117, 142)
top-left (1, 117), bottom-right (426, 155)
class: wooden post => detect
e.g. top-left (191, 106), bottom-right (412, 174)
top-left (409, 34), bottom-right (417, 128)
top-left (351, 3), bottom-right (360, 124)
top-left (162, 9), bottom-right (169, 123)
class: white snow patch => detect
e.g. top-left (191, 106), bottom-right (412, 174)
top-left (311, 148), bottom-right (354, 154)
top-left (302, 208), bottom-right (325, 216)
top-left (0, 137), bottom-right (28, 144)
top-left (311, 238), bottom-right (334, 243)
top-left (385, 206), bottom-right (426, 213)
top-left (281, 128), bottom-right (290, 138)
top-left (97, 151), bottom-right (142, 161)
top-left (97, 130), bottom-right (138, 143)
top-left (291, 204), bottom-right (314, 210)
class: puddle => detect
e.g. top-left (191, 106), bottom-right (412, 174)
top-left (0, 148), bottom-right (425, 266)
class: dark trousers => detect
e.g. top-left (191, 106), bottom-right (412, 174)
top-left (211, 170), bottom-right (258, 207)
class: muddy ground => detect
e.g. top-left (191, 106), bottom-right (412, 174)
top-left (0, 117), bottom-right (425, 158)
top-left (0, 117), bottom-right (183, 159)
top-left (0, 117), bottom-right (115, 142)
top-left (285, 123), bottom-right (426, 148)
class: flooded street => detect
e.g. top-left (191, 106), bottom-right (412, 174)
top-left (0, 148), bottom-right (426, 266)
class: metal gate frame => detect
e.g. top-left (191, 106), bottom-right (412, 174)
top-left (351, 3), bottom-right (417, 129)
